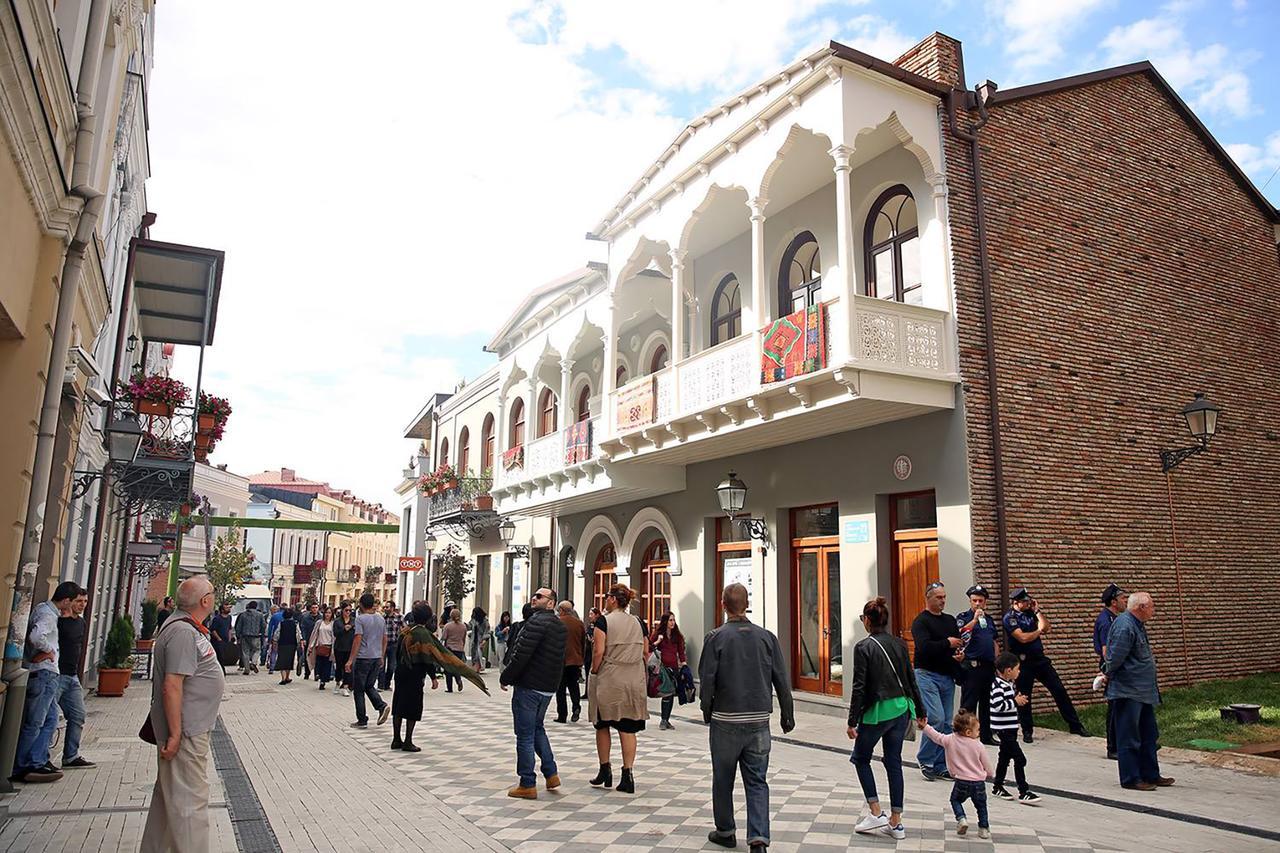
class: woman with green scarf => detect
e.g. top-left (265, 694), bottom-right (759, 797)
top-left (391, 602), bottom-right (489, 750)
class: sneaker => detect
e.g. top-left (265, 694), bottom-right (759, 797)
top-left (937, 769), bottom-right (954, 781)
top-left (1018, 790), bottom-right (1042, 806)
top-left (1022, 732), bottom-right (1034, 744)
top-left (61, 756), bottom-right (95, 769)
top-left (341, 688), bottom-right (350, 697)
top-left (978, 827), bottom-right (991, 840)
top-left (854, 812), bottom-right (889, 833)
top-left (920, 766), bottom-right (939, 782)
top-left (10, 767), bottom-right (62, 783)
top-left (992, 785), bottom-right (1014, 800)
top-left (377, 706), bottom-right (391, 725)
top-left (350, 721), bottom-right (368, 729)
top-left (660, 720), bottom-right (674, 730)
top-left (707, 830), bottom-right (737, 848)
top-left (957, 817), bottom-right (969, 836)
top-left (882, 823), bottom-right (906, 840)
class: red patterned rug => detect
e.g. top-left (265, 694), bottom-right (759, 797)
top-left (563, 419), bottom-right (592, 465)
top-left (761, 304), bottom-right (826, 384)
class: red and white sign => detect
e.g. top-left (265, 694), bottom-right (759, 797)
top-left (398, 556), bottom-right (425, 572)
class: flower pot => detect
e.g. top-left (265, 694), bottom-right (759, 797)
top-left (444, 479), bottom-right (458, 492)
top-left (195, 433), bottom-right (212, 449)
top-left (179, 503), bottom-right (191, 517)
top-left (197, 413), bottom-right (216, 432)
top-left (135, 638), bottom-right (154, 652)
top-left (136, 399), bottom-right (173, 418)
top-left (476, 495), bottom-right (494, 511)
top-left (151, 519), bottom-right (167, 534)
top-left (96, 667), bottom-right (132, 697)
top-left (195, 448), bottom-right (208, 462)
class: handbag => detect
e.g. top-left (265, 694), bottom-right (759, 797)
top-left (677, 664), bottom-right (696, 704)
top-left (314, 644), bottom-right (332, 657)
top-left (139, 617), bottom-right (204, 745)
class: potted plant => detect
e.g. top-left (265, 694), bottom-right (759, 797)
top-left (138, 599), bottom-right (159, 650)
top-left (462, 471), bottom-right (494, 511)
top-left (197, 391), bottom-right (232, 433)
top-left (150, 518), bottom-right (167, 535)
top-left (433, 463), bottom-right (458, 492)
top-left (97, 615), bottom-right (135, 696)
top-left (119, 371), bottom-right (190, 418)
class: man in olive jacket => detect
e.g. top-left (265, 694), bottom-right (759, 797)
top-left (499, 588), bottom-right (567, 799)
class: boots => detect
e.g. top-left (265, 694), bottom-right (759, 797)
top-left (617, 767), bottom-right (635, 794)
top-left (589, 763), bottom-right (613, 788)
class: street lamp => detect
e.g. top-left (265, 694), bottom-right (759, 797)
top-left (1159, 392), bottom-right (1222, 472)
top-left (498, 517), bottom-right (529, 558)
top-left (716, 471), bottom-right (770, 554)
top-left (105, 409), bottom-right (144, 464)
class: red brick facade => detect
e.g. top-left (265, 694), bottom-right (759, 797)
top-left (932, 59), bottom-right (1280, 701)
top-left (893, 32), bottom-right (965, 89)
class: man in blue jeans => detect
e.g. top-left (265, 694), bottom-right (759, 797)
top-left (1103, 592), bottom-right (1174, 791)
top-left (12, 582), bottom-right (82, 783)
top-left (346, 594), bottom-right (390, 728)
top-left (911, 581), bottom-right (963, 781)
top-left (55, 589), bottom-right (94, 768)
top-left (700, 583), bottom-right (795, 853)
top-left (499, 587), bottom-right (566, 799)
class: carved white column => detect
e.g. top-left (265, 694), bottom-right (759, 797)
top-left (830, 144), bottom-right (858, 361)
top-left (669, 248), bottom-right (687, 362)
top-left (559, 357), bottom-right (574, 429)
top-left (494, 391), bottom-right (508, 484)
top-left (748, 197), bottom-right (769, 330)
top-left (525, 379), bottom-right (538, 444)
top-left (601, 321), bottom-right (618, 440)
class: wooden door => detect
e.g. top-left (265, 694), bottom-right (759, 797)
top-left (892, 528), bottom-right (938, 655)
top-left (793, 545), bottom-right (843, 696)
top-left (592, 544), bottom-right (617, 615)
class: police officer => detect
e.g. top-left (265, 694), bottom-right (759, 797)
top-left (1003, 587), bottom-right (1089, 743)
top-left (1094, 583), bottom-right (1127, 760)
top-left (956, 584), bottom-right (999, 744)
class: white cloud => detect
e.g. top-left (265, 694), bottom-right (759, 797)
top-left (1226, 131), bottom-right (1280, 182)
top-left (839, 14), bottom-right (918, 62)
top-left (996, 0), bottom-right (1108, 73)
top-left (1100, 12), bottom-right (1257, 119)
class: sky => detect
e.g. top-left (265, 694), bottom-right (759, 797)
top-left (145, 0), bottom-right (1280, 512)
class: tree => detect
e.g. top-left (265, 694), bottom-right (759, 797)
top-left (206, 523), bottom-right (256, 606)
top-left (437, 543), bottom-right (474, 605)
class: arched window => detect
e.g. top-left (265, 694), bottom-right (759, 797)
top-left (592, 543), bottom-right (617, 616)
top-left (710, 274), bottom-right (742, 345)
top-left (576, 384), bottom-right (591, 422)
top-left (438, 437), bottom-right (449, 468)
top-left (480, 414), bottom-right (495, 472)
top-left (458, 427), bottom-right (470, 475)
top-left (778, 231), bottom-right (822, 313)
top-left (537, 388), bottom-right (558, 437)
top-left (864, 185), bottom-right (921, 305)
top-left (616, 363), bottom-right (628, 386)
top-left (649, 344), bottom-right (669, 374)
top-left (509, 398), bottom-right (525, 448)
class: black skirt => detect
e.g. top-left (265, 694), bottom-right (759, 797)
top-left (593, 718), bottom-right (646, 734)
top-left (275, 644), bottom-right (297, 671)
top-left (392, 664), bottom-right (427, 721)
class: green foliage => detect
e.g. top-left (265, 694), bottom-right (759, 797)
top-left (206, 522), bottom-right (256, 606)
top-left (101, 615), bottom-right (135, 669)
top-left (140, 599), bottom-right (159, 640)
top-left (437, 543), bottom-right (475, 605)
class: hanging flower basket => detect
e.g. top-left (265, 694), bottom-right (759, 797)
top-left (197, 413), bottom-right (216, 432)
top-left (195, 447), bottom-right (209, 462)
top-left (475, 494), bottom-right (494, 511)
top-left (179, 502), bottom-right (192, 517)
top-left (119, 371), bottom-right (190, 416)
top-left (150, 519), bottom-right (167, 535)
top-left (136, 399), bottom-right (174, 418)
top-left (195, 433), bottom-right (213, 450)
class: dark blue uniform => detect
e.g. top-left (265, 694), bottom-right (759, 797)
top-left (957, 609), bottom-right (999, 740)
top-left (1003, 607), bottom-right (1085, 740)
top-left (1094, 607), bottom-right (1120, 756)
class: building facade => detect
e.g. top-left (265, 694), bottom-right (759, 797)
top-left (401, 32), bottom-right (1279, 709)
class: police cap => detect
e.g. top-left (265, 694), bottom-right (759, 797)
top-left (966, 584), bottom-right (990, 599)
top-left (1101, 583), bottom-right (1126, 605)
top-left (1009, 586), bottom-right (1031, 602)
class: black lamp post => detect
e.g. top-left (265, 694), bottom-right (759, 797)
top-left (716, 471), bottom-right (770, 554)
top-left (498, 518), bottom-right (529, 558)
top-left (1159, 392), bottom-right (1222, 472)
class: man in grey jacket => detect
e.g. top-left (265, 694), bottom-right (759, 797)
top-left (234, 601), bottom-right (266, 674)
top-left (700, 583), bottom-right (795, 853)
top-left (1103, 592), bottom-right (1173, 791)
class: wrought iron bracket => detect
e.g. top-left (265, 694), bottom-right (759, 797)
top-left (1159, 441), bottom-right (1207, 473)
top-left (734, 516), bottom-right (771, 556)
top-left (427, 511), bottom-right (498, 542)
top-left (507, 544), bottom-right (531, 559)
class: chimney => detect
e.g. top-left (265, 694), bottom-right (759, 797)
top-left (281, 468), bottom-right (295, 482)
top-left (893, 32), bottom-right (965, 89)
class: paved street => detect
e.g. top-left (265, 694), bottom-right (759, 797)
top-left (2, 669), bottom-right (1277, 852)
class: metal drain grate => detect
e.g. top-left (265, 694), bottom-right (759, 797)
top-left (211, 717), bottom-right (282, 853)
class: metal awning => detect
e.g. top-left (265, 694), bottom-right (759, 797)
top-left (132, 239), bottom-right (225, 346)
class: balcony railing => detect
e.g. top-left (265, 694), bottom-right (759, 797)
top-left (427, 478), bottom-right (495, 519)
top-left (494, 416), bottom-right (601, 491)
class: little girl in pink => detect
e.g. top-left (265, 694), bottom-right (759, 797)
top-left (920, 709), bottom-right (993, 838)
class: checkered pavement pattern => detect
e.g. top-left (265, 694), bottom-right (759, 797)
top-left (345, 687), bottom-right (1104, 853)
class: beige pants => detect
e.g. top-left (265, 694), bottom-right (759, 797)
top-left (141, 731), bottom-right (212, 853)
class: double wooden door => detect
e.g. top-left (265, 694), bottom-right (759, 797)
top-left (892, 528), bottom-right (939, 656)
top-left (793, 544), bottom-right (842, 696)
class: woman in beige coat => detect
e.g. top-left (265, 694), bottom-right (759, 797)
top-left (587, 583), bottom-right (649, 794)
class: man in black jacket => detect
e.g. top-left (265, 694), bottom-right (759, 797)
top-left (911, 581), bottom-right (963, 781)
top-left (499, 588), bottom-right (566, 799)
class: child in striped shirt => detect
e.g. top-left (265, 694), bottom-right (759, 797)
top-left (991, 652), bottom-right (1042, 805)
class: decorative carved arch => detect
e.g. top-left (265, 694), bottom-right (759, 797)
top-left (574, 514), bottom-right (624, 579)
top-left (613, 236), bottom-right (673, 293)
top-left (638, 330), bottom-right (671, 377)
top-left (853, 111), bottom-right (939, 186)
top-left (677, 183), bottom-right (750, 254)
top-left (757, 123), bottom-right (834, 202)
top-left (619, 506), bottom-right (682, 576)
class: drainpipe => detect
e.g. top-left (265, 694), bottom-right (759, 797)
top-left (0, 0), bottom-right (112, 783)
top-left (945, 82), bottom-right (1011, 605)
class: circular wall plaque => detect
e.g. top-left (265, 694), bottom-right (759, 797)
top-left (893, 455), bottom-right (912, 481)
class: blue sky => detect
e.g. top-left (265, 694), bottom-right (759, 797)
top-left (149, 1), bottom-right (1277, 509)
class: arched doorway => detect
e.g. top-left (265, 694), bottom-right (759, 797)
top-left (592, 543), bottom-right (617, 616)
top-left (636, 539), bottom-right (671, 632)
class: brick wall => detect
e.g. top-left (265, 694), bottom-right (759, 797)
top-left (942, 71), bottom-right (1280, 704)
top-left (894, 32), bottom-right (965, 89)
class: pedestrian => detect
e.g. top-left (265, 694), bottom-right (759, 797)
top-left (439, 609), bottom-right (468, 691)
top-left (495, 611), bottom-right (512, 668)
top-left (309, 606), bottom-right (336, 690)
top-left (380, 602), bottom-right (403, 690)
top-left (11, 581), bottom-right (81, 784)
top-left (990, 652), bottom-right (1042, 804)
top-left (391, 603), bottom-right (441, 752)
top-left (911, 581), bottom-right (963, 781)
top-left (585, 606), bottom-right (601, 689)
top-left (849, 596), bottom-right (925, 842)
top-left (210, 601), bottom-right (234, 674)
top-left (272, 606), bottom-right (299, 685)
top-left (499, 588), bottom-right (566, 799)
top-left (468, 606), bottom-right (490, 671)
top-left (955, 585), bottom-right (999, 744)
top-left (234, 600), bottom-right (265, 674)
top-left (1103, 592), bottom-right (1174, 791)
top-left (333, 602), bottom-right (356, 696)
top-left (263, 603), bottom-right (281, 667)
top-left (156, 595), bottom-right (175, 629)
top-left (920, 709), bottom-right (993, 838)
top-left (297, 602), bottom-right (319, 680)
top-left (346, 593), bottom-right (390, 728)
top-left (649, 611), bottom-right (687, 730)
top-left (141, 577), bottom-right (225, 853)
top-left (701, 583), bottom-right (795, 852)
top-left (554, 601), bottom-right (585, 724)
top-left (587, 583), bottom-right (649, 795)
top-left (55, 587), bottom-right (94, 770)
top-left (1095, 583), bottom-right (1127, 760)
top-left (505, 603), bottom-right (534, 667)
top-left (1003, 587), bottom-right (1089, 742)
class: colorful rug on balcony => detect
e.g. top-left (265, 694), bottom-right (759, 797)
top-left (760, 304), bottom-right (826, 384)
top-left (564, 419), bottom-right (592, 465)
top-left (502, 445), bottom-right (524, 471)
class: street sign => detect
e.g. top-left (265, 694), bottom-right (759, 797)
top-left (398, 556), bottom-right (424, 572)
